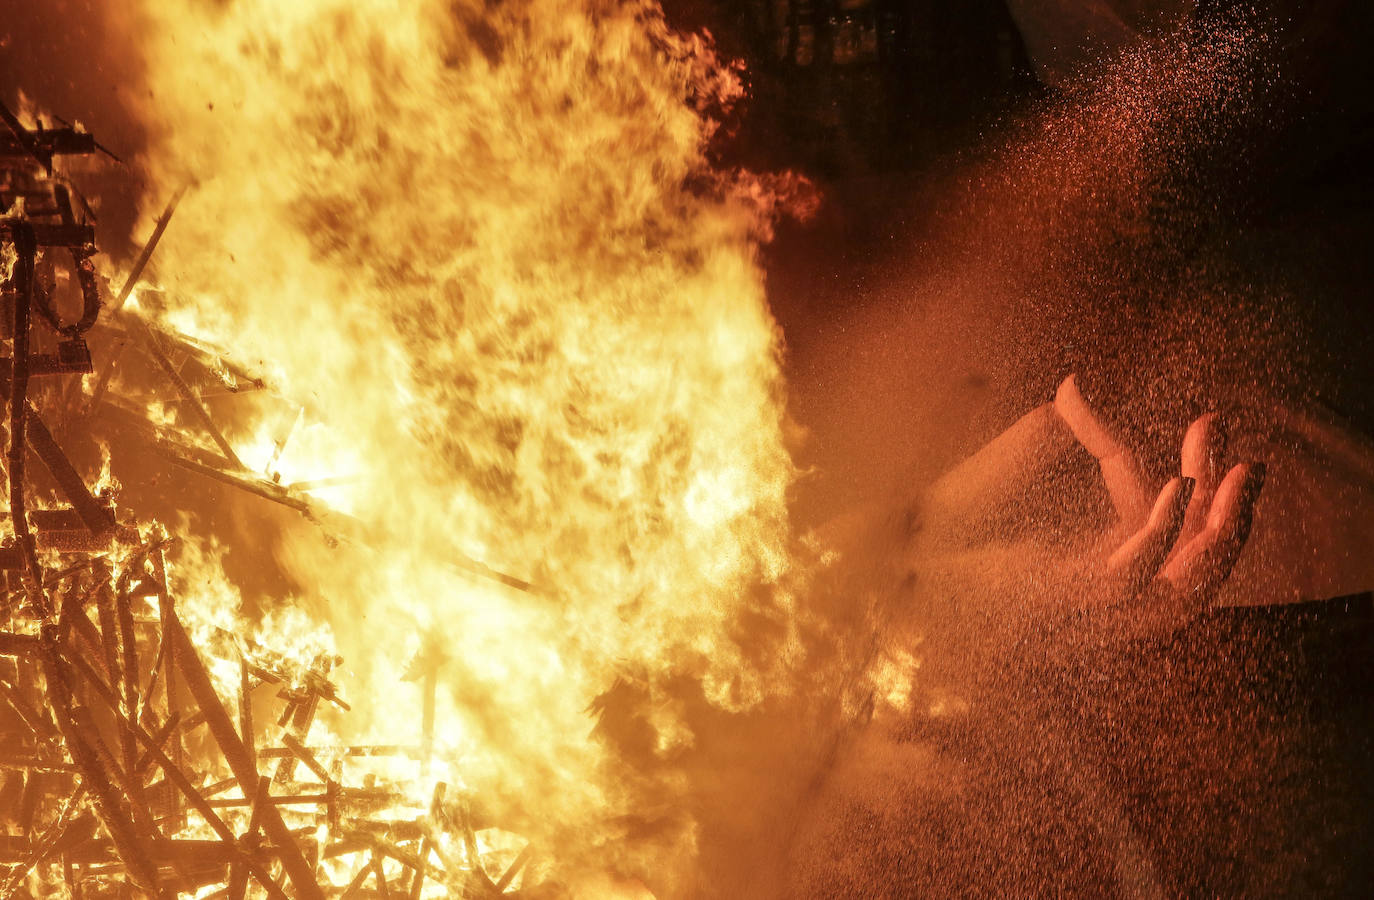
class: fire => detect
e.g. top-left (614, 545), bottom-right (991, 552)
top-left (120, 0), bottom-right (803, 890)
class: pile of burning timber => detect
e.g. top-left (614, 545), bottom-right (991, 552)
top-left (1, 103), bottom-right (530, 897)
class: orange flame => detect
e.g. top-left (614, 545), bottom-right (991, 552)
top-left (123, 0), bottom-right (805, 890)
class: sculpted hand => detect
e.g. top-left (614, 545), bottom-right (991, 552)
top-left (911, 374), bottom-right (1265, 657)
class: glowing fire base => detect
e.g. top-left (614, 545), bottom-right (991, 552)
top-left (1, 101), bottom-right (528, 899)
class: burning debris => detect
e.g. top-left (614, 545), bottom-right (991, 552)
top-left (1, 101), bottom-right (536, 898)
top-left (1, 0), bottom-right (819, 894)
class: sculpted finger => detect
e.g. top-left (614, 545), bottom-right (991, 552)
top-left (1106, 476), bottom-right (1194, 595)
top-left (1160, 462), bottom-right (1266, 604)
top-left (925, 401), bottom-right (1078, 537)
top-left (1175, 412), bottom-right (1228, 547)
top-left (1054, 374), bottom-right (1153, 527)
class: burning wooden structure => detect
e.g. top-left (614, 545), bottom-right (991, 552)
top-left (1, 102), bottom-right (532, 898)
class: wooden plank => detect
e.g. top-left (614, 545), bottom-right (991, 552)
top-left (406, 782), bottom-right (444, 900)
top-left (0, 632), bottom-right (39, 656)
top-left (111, 186), bottom-right (188, 314)
top-left (166, 615), bottom-right (324, 900)
top-left (36, 643), bottom-right (160, 895)
top-left (136, 320), bottom-right (244, 470)
top-left (23, 408), bottom-right (115, 537)
top-left (0, 220), bottom-right (96, 248)
top-left (69, 649), bottom-right (289, 900)
top-left (0, 128), bottom-right (95, 158)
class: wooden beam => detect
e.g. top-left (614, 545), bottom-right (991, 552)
top-left (165, 615), bottom-right (324, 900)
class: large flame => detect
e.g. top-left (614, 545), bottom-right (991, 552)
top-left (120, 0), bottom-right (803, 890)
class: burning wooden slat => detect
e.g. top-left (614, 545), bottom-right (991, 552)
top-left (0, 127), bottom-right (96, 161)
top-left (152, 439), bottom-right (313, 513)
top-left (0, 787), bottom-right (88, 893)
top-left (112, 567), bottom-right (145, 728)
top-left (112, 185), bottom-right (189, 313)
top-left (82, 668), bottom-right (290, 900)
top-left (0, 754), bottom-right (75, 774)
top-left (256, 745), bottom-right (413, 760)
top-left (241, 655), bottom-right (256, 759)
top-left (0, 351), bottom-right (94, 379)
top-left (166, 614), bottom-right (325, 900)
top-left (17, 770), bottom-right (45, 838)
top-left (90, 580), bottom-right (122, 698)
top-left (3, 127), bottom-right (543, 898)
top-left (22, 408), bottom-right (116, 538)
top-left (341, 858), bottom-right (375, 897)
top-left (226, 861), bottom-right (250, 900)
top-left (494, 843), bottom-right (533, 892)
top-left (4, 220), bottom-right (50, 614)
top-left (281, 732), bottom-right (335, 788)
top-left (58, 589), bottom-right (121, 704)
top-left (368, 840), bottom-right (431, 881)
top-left (84, 337), bottom-right (129, 420)
top-left (138, 628), bottom-right (168, 728)
top-left (69, 699), bottom-right (160, 862)
top-left (460, 806), bottom-right (501, 896)
top-left (275, 668), bottom-right (326, 785)
top-left (137, 318), bottom-right (247, 470)
top-left (0, 676), bottom-right (52, 738)
top-left (150, 545), bottom-right (187, 825)
top-left (0, 631), bottom-right (39, 656)
top-left (0, 97), bottom-right (99, 172)
top-left (406, 782), bottom-right (445, 900)
top-left (132, 711), bottom-right (182, 780)
top-left (206, 791), bottom-right (332, 809)
top-left (0, 220), bottom-right (95, 248)
top-left (113, 605), bottom-right (149, 839)
top-left (38, 644), bottom-right (161, 894)
top-left (371, 857), bottom-right (391, 898)
top-left (62, 850), bottom-right (79, 899)
top-left (243, 776), bottom-right (273, 850)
